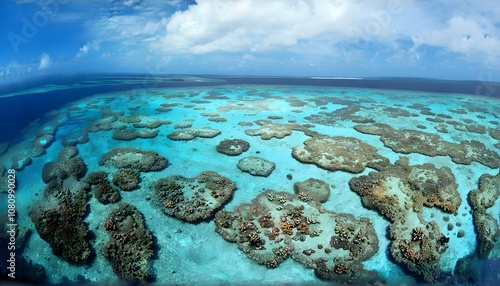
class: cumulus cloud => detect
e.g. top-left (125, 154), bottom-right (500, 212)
top-left (39, 53), bottom-right (52, 70)
top-left (153, 0), bottom-right (400, 54)
top-left (146, 0), bottom-right (500, 66)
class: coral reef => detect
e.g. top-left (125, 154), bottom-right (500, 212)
top-left (29, 182), bottom-right (92, 263)
top-left (349, 157), bottom-right (461, 282)
top-left (208, 117), bottom-right (227, 122)
top-left (11, 154), bottom-right (32, 171)
top-left (294, 178), bottom-right (330, 203)
top-left (217, 99), bottom-right (279, 112)
top-left (354, 123), bottom-right (500, 168)
top-left (244, 120), bottom-right (316, 140)
top-left (214, 190), bottom-right (382, 284)
top-left (57, 146), bottom-right (79, 161)
top-left (113, 168), bottom-right (140, 191)
top-left (41, 156), bottom-right (86, 184)
top-left (103, 203), bottom-right (154, 281)
top-left (83, 171), bottom-right (108, 185)
top-left (0, 141), bottom-right (9, 156)
top-left (99, 148), bottom-right (167, 172)
top-left (216, 139), bottom-right (250, 156)
top-left (154, 171), bottom-right (236, 222)
top-left (292, 135), bottom-right (390, 173)
top-left (133, 119), bottom-right (171, 129)
top-left (93, 181), bottom-right (121, 204)
top-left (0, 218), bottom-right (47, 284)
top-left (237, 156), bottom-right (276, 177)
top-left (32, 134), bottom-right (53, 148)
top-left (167, 127), bottom-right (221, 140)
top-left (112, 129), bottom-right (158, 140)
top-left (62, 131), bottom-right (89, 146)
top-left (469, 172), bottom-right (500, 259)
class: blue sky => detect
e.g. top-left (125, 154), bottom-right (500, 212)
top-left (1, 0), bottom-right (499, 83)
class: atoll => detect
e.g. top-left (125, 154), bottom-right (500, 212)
top-left (154, 171), bottom-right (236, 222)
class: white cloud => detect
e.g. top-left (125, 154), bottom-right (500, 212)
top-left (146, 0), bottom-right (500, 67)
top-left (123, 0), bottom-right (141, 6)
top-left (77, 44), bottom-right (89, 58)
top-left (154, 0), bottom-right (399, 54)
top-left (76, 41), bottom-right (100, 58)
top-left (39, 53), bottom-right (52, 70)
top-left (412, 16), bottom-right (500, 64)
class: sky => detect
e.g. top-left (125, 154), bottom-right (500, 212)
top-left (0, 0), bottom-right (499, 83)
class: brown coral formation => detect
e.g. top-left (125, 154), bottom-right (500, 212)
top-left (244, 120), bottom-right (317, 140)
top-left (29, 181), bottom-right (92, 263)
top-left (354, 123), bottom-right (500, 168)
top-left (469, 172), bottom-right (500, 259)
top-left (103, 203), bottom-right (154, 281)
top-left (237, 156), bottom-right (276, 177)
top-left (167, 127), bottom-right (221, 140)
top-left (214, 190), bottom-right (382, 284)
top-left (113, 168), bottom-right (140, 191)
top-left (99, 148), bottom-right (167, 172)
top-left (216, 139), bottom-right (250, 156)
top-left (292, 135), bottom-right (390, 173)
top-left (41, 156), bottom-right (86, 184)
top-left (154, 171), bottom-right (237, 222)
top-left (349, 158), bottom-right (461, 282)
top-left (93, 181), bottom-right (121, 204)
top-left (112, 129), bottom-right (158, 140)
top-left (293, 178), bottom-right (330, 203)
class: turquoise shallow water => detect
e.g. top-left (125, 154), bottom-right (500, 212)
top-left (1, 80), bottom-right (500, 285)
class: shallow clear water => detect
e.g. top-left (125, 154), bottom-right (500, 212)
top-left (1, 77), bottom-right (499, 285)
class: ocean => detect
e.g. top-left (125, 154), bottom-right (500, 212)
top-left (0, 75), bottom-right (499, 285)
